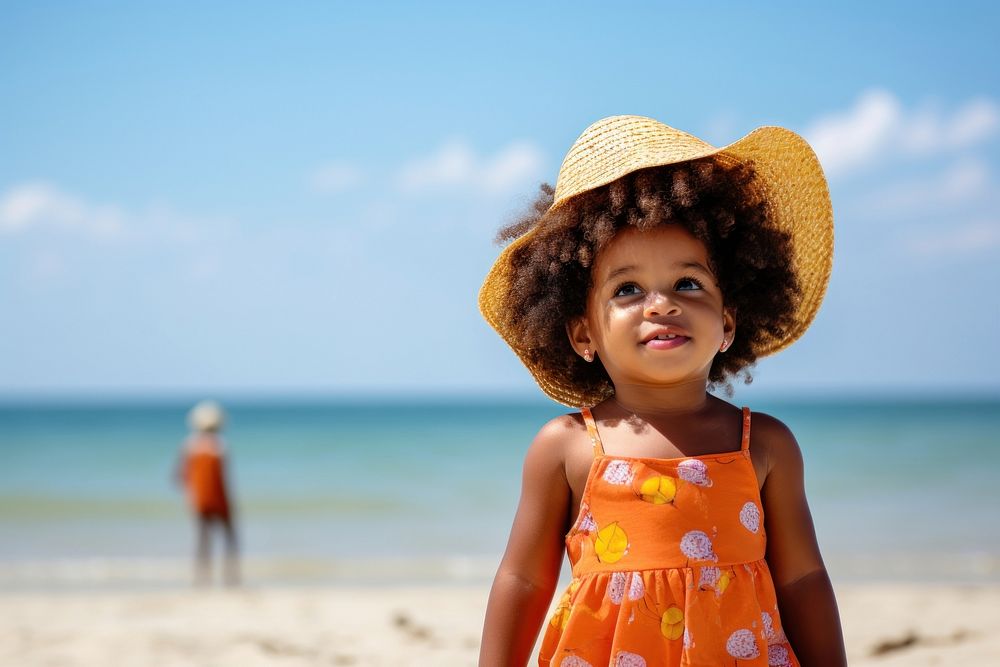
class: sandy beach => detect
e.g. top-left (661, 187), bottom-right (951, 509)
top-left (2, 583), bottom-right (998, 665)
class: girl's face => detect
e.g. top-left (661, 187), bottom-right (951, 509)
top-left (567, 224), bottom-right (735, 390)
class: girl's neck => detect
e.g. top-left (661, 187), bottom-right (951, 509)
top-left (610, 379), bottom-right (711, 417)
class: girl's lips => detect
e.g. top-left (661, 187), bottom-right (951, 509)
top-left (643, 336), bottom-right (690, 350)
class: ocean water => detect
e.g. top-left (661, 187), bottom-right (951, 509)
top-left (0, 397), bottom-right (998, 589)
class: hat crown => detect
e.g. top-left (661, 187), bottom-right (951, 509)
top-left (553, 115), bottom-right (718, 209)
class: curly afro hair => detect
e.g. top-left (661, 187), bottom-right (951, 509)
top-left (496, 156), bottom-right (801, 401)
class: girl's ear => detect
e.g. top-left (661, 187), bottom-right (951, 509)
top-left (565, 316), bottom-right (594, 360)
top-left (723, 308), bottom-right (736, 346)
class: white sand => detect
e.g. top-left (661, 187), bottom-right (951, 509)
top-left (1, 583), bottom-right (998, 665)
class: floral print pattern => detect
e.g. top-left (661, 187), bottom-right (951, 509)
top-left (697, 565), bottom-right (733, 595)
top-left (677, 458), bottom-right (713, 486)
top-left (762, 609), bottom-right (789, 646)
top-left (594, 522), bottom-right (629, 564)
top-left (638, 475), bottom-right (677, 504)
top-left (608, 571), bottom-right (627, 604)
top-left (627, 572), bottom-right (644, 600)
top-left (680, 530), bottom-right (718, 562)
top-left (614, 651), bottom-right (646, 667)
top-left (761, 610), bottom-right (776, 642)
top-left (726, 628), bottom-right (761, 659)
top-left (578, 509), bottom-right (596, 533)
top-left (660, 606), bottom-right (684, 640)
top-left (603, 460), bottom-right (634, 485)
top-left (768, 644), bottom-right (792, 666)
top-left (697, 566), bottom-right (720, 589)
top-left (549, 579), bottom-right (580, 630)
top-left (740, 501), bottom-right (761, 533)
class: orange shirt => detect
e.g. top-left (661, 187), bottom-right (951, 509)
top-left (182, 434), bottom-right (230, 518)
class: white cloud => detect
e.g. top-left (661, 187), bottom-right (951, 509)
top-left (396, 139), bottom-right (544, 195)
top-left (2, 189), bottom-right (246, 294)
top-left (310, 161), bottom-right (365, 194)
top-left (861, 158), bottom-right (992, 215)
top-left (900, 98), bottom-right (1000, 155)
top-left (0, 182), bottom-right (125, 238)
top-left (904, 220), bottom-right (1000, 258)
top-left (479, 141), bottom-right (546, 194)
top-left (806, 90), bottom-right (901, 176)
top-left (0, 182), bottom-right (237, 248)
top-left (397, 140), bottom-right (473, 192)
top-left (805, 90), bottom-right (999, 177)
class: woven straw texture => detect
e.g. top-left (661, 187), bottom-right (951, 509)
top-left (479, 115), bottom-right (833, 407)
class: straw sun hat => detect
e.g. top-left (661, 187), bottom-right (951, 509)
top-left (188, 400), bottom-right (226, 432)
top-left (479, 115), bottom-right (834, 407)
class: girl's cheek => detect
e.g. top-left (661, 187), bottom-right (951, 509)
top-left (607, 308), bottom-right (637, 329)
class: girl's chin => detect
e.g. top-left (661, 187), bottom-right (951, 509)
top-left (634, 345), bottom-right (715, 364)
top-left (612, 365), bottom-right (715, 388)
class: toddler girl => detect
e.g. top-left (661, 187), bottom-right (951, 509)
top-left (175, 400), bottom-right (239, 586)
top-left (478, 116), bottom-right (846, 666)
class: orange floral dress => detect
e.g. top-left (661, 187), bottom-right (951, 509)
top-left (539, 407), bottom-right (799, 667)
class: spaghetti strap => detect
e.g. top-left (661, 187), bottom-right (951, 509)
top-left (740, 406), bottom-right (752, 452)
top-left (580, 407), bottom-right (605, 458)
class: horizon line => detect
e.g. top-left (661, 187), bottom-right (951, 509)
top-left (0, 386), bottom-right (998, 407)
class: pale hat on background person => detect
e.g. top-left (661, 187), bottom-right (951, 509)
top-left (479, 114), bottom-right (834, 407)
top-left (188, 400), bottom-right (226, 433)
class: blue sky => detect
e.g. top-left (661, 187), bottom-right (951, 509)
top-left (2, 2), bottom-right (999, 398)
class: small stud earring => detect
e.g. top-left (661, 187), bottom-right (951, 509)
top-left (720, 341), bottom-right (728, 352)
top-left (583, 349), bottom-right (593, 362)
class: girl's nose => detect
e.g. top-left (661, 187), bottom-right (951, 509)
top-left (644, 292), bottom-right (681, 318)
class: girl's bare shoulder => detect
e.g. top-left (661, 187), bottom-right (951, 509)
top-left (525, 412), bottom-right (590, 468)
top-left (749, 411), bottom-right (804, 476)
top-left (525, 413), bottom-right (588, 459)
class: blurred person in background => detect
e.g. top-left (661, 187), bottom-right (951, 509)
top-left (174, 400), bottom-right (240, 586)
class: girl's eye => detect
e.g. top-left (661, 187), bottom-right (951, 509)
top-left (675, 276), bottom-right (704, 291)
top-left (613, 283), bottom-right (642, 297)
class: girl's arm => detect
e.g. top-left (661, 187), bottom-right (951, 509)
top-left (757, 414), bottom-right (848, 667)
top-left (480, 417), bottom-right (573, 666)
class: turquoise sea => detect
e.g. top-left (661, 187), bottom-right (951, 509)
top-left (1, 397), bottom-right (998, 590)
